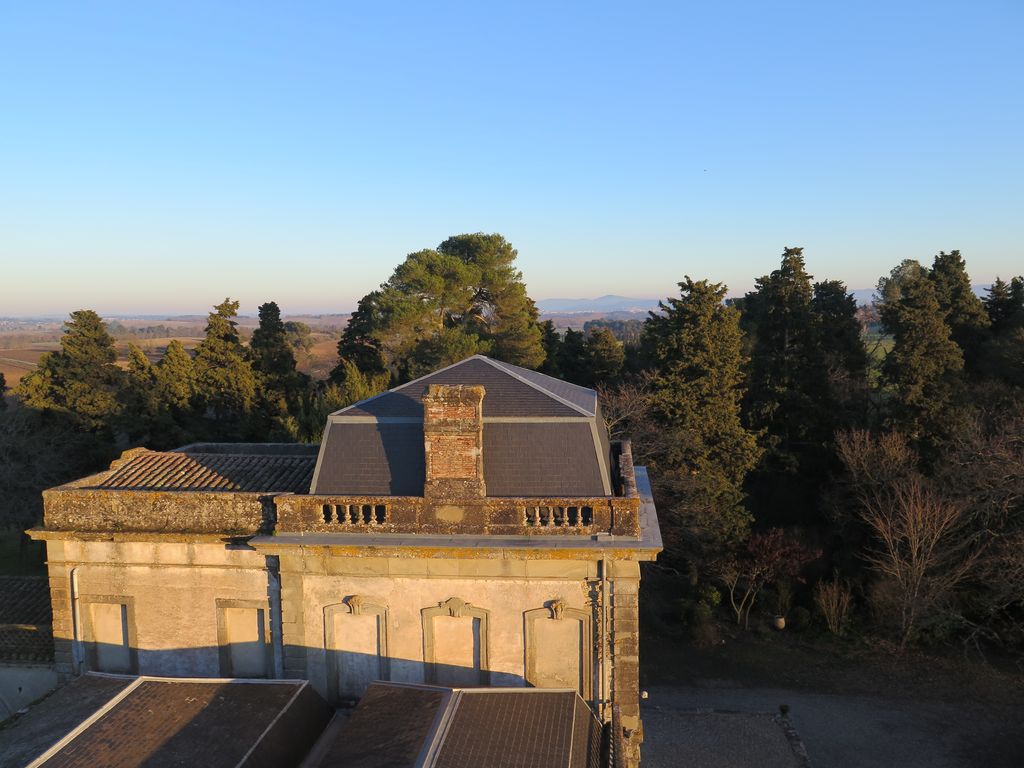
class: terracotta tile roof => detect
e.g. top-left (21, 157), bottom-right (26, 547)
top-left (32, 678), bottom-right (330, 768)
top-left (92, 451), bottom-right (316, 493)
top-left (306, 683), bottom-right (604, 768)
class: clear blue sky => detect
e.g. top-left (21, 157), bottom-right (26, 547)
top-left (1, 1), bottom-right (1021, 316)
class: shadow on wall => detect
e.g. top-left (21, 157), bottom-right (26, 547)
top-left (75, 641), bottom-right (528, 704)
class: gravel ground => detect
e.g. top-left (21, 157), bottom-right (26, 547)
top-left (641, 684), bottom-right (1024, 768)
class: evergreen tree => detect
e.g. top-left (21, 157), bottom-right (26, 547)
top-left (928, 250), bottom-right (990, 374)
top-left (332, 234), bottom-right (544, 384)
top-left (251, 302), bottom-right (306, 407)
top-left (984, 276), bottom-right (1024, 333)
top-left (0, 371), bottom-right (6, 410)
top-left (641, 278), bottom-right (761, 568)
top-left (811, 279), bottom-right (869, 426)
top-left (123, 345), bottom-right (158, 430)
top-left (17, 310), bottom-right (123, 432)
top-left (742, 248), bottom-right (830, 462)
top-left (193, 299), bottom-right (256, 423)
top-left (537, 320), bottom-right (562, 377)
top-left (155, 340), bottom-right (196, 412)
top-left (557, 328), bottom-right (591, 385)
top-left (586, 328), bottom-right (625, 385)
top-left (877, 260), bottom-right (964, 444)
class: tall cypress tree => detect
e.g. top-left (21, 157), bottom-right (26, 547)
top-left (877, 260), bottom-right (964, 445)
top-left (557, 328), bottom-right (591, 385)
top-left (742, 247), bottom-right (830, 454)
top-left (537, 320), bottom-right (562, 377)
top-left (641, 278), bottom-right (761, 568)
top-left (193, 299), bottom-right (256, 424)
top-left (251, 302), bottom-right (304, 403)
top-left (929, 250), bottom-right (990, 374)
top-left (0, 371), bottom-right (6, 410)
top-left (155, 340), bottom-right (197, 413)
top-left (586, 328), bottom-right (625, 386)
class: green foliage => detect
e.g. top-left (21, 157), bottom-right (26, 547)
top-left (557, 328), bottom-right (590, 385)
top-left (641, 278), bottom-right (761, 569)
top-left (295, 362), bottom-right (389, 442)
top-left (0, 371), bottom-right (6, 410)
top-left (193, 298), bottom-right (257, 423)
top-left (877, 261), bottom-right (964, 446)
top-left (742, 248), bottom-right (831, 458)
top-left (250, 301), bottom-right (308, 438)
top-left (17, 310), bottom-right (124, 433)
top-left (929, 250), bottom-right (990, 374)
top-left (283, 321), bottom-right (315, 354)
top-left (586, 328), bottom-right (625, 386)
top-left (154, 340), bottom-right (197, 412)
top-left (333, 233), bottom-right (544, 384)
top-left (537, 320), bottom-right (562, 377)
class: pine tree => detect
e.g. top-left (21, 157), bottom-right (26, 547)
top-left (877, 260), bottom-right (964, 443)
top-left (928, 250), bottom-right (990, 374)
top-left (17, 310), bottom-right (123, 432)
top-left (193, 299), bottom-right (256, 423)
top-left (332, 234), bottom-right (544, 384)
top-left (641, 278), bottom-right (762, 568)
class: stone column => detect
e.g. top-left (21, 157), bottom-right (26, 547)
top-left (610, 559), bottom-right (643, 768)
top-left (422, 384), bottom-right (486, 499)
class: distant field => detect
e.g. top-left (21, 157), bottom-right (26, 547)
top-left (0, 347), bottom-right (53, 387)
top-left (0, 334), bottom-right (342, 386)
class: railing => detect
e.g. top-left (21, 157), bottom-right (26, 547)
top-left (276, 493), bottom-right (639, 537)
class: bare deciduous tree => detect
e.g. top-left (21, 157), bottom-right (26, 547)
top-left (857, 476), bottom-right (979, 650)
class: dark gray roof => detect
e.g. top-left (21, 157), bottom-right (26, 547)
top-left (337, 356), bottom-right (594, 418)
top-left (313, 421), bottom-right (607, 497)
top-left (304, 683), bottom-right (603, 768)
top-left (312, 356), bottom-right (613, 497)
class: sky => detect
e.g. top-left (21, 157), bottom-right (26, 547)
top-left (1, 1), bottom-right (1021, 316)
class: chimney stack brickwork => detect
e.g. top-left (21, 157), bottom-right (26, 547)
top-left (422, 384), bottom-right (486, 499)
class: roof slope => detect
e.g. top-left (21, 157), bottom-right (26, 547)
top-left (337, 356), bottom-right (596, 418)
top-left (29, 677), bottom-right (330, 768)
top-left (305, 683), bottom-right (603, 768)
top-left (313, 355), bottom-right (613, 497)
top-left (92, 449), bottom-right (316, 493)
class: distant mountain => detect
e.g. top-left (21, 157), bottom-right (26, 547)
top-left (535, 295), bottom-right (660, 313)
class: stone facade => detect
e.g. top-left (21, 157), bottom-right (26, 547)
top-left (30, 363), bottom-right (661, 766)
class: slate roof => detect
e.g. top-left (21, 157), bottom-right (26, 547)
top-left (90, 448), bottom-right (317, 493)
top-left (28, 677), bottom-right (331, 768)
top-left (305, 683), bottom-right (604, 768)
top-left (312, 355), bottom-right (614, 497)
top-left (337, 356), bottom-right (596, 418)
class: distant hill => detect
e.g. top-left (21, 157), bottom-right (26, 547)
top-left (535, 295), bottom-right (659, 313)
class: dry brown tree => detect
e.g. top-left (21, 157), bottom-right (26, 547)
top-left (857, 475), bottom-right (979, 650)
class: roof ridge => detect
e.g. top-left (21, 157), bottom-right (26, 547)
top-left (477, 356), bottom-right (592, 416)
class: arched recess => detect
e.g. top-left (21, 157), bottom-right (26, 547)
top-left (524, 599), bottom-right (592, 699)
top-left (421, 597), bottom-right (490, 686)
top-left (323, 595), bottom-right (389, 701)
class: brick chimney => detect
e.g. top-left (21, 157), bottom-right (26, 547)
top-left (422, 384), bottom-right (486, 499)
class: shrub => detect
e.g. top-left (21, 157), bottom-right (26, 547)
top-left (815, 574), bottom-right (853, 636)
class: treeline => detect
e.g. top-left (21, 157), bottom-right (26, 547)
top-left (2, 235), bottom-right (1022, 657)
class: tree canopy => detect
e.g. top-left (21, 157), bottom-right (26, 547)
top-left (332, 233), bottom-right (544, 384)
top-left (17, 310), bottom-right (124, 432)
